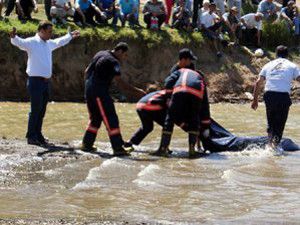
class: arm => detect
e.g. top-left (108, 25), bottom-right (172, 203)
top-left (251, 76), bottom-right (265, 110)
top-left (49, 30), bottom-right (80, 51)
top-left (142, 3), bottom-right (148, 14)
top-left (164, 71), bottom-right (181, 91)
top-left (114, 76), bottom-right (146, 100)
top-left (297, 76), bottom-right (300, 82)
top-left (10, 27), bottom-right (32, 51)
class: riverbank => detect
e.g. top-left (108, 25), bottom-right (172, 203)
top-left (0, 5), bottom-right (300, 102)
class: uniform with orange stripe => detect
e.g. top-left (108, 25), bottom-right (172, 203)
top-left (154, 68), bottom-right (207, 157)
top-left (82, 50), bottom-right (125, 153)
top-left (128, 89), bottom-right (171, 146)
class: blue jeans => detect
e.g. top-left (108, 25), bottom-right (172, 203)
top-left (26, 77), bottom-right (50, 140)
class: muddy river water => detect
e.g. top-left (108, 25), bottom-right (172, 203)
top-left (0, 103), bottom-right (299, 224)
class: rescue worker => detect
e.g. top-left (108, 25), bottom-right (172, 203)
top-left (251, 45), bottom-right (300, 153)
top-left (82, 42), bottom-right (146, 156)
top-left (153, 68), bottom-right (207, 158)
top-left (170, 48), bottom-right (197, 74)
top-left (125, 83), bottom-right (211, 152)
top-left (124, 89), bottom-right (171, 148)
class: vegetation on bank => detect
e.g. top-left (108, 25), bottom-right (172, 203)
top-left (0, 12), bottom-right (204, 48)
top-left (0, 2), bottom-right (296, 49)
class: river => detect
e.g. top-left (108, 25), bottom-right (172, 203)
top-left (0, 102), bottom-right (299, 224)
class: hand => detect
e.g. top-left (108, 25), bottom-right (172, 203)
top-left (10, 27), bottom-right (17, 38)
top-left (71, 30), bottom-right (80, 39)
top-left (251, 100), bottom-right (258, 110)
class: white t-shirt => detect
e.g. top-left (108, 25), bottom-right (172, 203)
top-left (241, 13), bottom-right (262, 30)
top-left (259, 58), bottom-right (300, 93)
top-left (201, 11), bottom-right (219, 28)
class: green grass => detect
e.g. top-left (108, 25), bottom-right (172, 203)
top-left (0, 4), bottom-right (204, 48)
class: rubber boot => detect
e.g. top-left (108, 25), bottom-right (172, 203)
top-left (188, 132), bottom-right (203, 158)
top-left (113, 146), bottom-right (130, 157)
top-left (123, 141), bottom-right (135, 153)
top-left (151, 131), bottom-right (172, 157)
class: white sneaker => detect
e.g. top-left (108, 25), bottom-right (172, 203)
top-left (51, 18), bottom-right (57, 25)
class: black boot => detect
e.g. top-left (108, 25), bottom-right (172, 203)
top-left (151, 131), bottom-right (172, 157)
top-left (188, 132), bottom-right (204, 158)
top-left (113, 146), bottom-right (130, 157)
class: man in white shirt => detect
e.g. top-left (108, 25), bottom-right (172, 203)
top-left (200, 2), bottom-right (223, 57)
top-left (240, 12), bottom-right (263, 46)
top-left (10, 21), bottom-right (80, 146)
top-left (251, 45), bottom-right (300, 152)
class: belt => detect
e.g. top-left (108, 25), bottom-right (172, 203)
top-left (29, 76), bottom-right (50, 81)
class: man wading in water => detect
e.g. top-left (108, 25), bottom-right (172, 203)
top-left (82, 42), bottom-right (146, 156)
top-left (251, 45), bottom-right (300, 154)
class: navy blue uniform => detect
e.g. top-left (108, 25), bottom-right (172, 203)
top-left (82, 50), bottom-right (124, 150)
top-left (159, 68), bottom-right (206, 150)
top-left (129, 90), bottom-right (171, 145)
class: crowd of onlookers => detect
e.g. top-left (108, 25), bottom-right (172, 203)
top-left (0, 0), bottom-right (299, 56)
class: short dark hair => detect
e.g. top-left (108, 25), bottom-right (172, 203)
top-left (38, 20), bottom-right (53, 31)
top-left (276, 45), bottom-right (288, 58)
top-left (114, 42), bottom-right (129, 52)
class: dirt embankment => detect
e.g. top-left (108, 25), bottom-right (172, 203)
top-left (0, 34), bottom-right (299, 102)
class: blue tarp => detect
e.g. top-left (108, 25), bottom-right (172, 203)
top-left (202, 120), bottom-right (300, 152)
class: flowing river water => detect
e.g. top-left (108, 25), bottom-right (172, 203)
top-left (0, 102), bottom-right (299, 224)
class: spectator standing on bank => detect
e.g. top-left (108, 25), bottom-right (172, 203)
top-left (118, 0), bottom-right (139, 27)
top-left (143, 0), bottom-right (166, 30)
top-left (50, 0), bottom-right (75, 25)
top-left (251, 45), bottom-right (300, 154)
top-left (16, 0), bottom-right (38, 21)
top-left (197, 0), bottom-right (210, 28)
top-left (74, 0), bottom-right (104, 27)
top-left (240, 12), bottom-right (263, 46)
top-left (10, 21), bottom-right (80, 146)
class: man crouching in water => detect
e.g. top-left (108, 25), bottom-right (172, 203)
top-left (82, 42), bottom-right (146, 156)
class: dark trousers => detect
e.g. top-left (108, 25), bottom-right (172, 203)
top-left (5, 0), bottom-right (15, 16)
top-left (192, 0), bottom-right (203, 27)
top-left (160, 92), bottom-right (201, 148)
top-left (130, 109), bottom-right (166, 145)
top-left (26, 77), bottom-right (50, 140)
top-left (263, 91), bottom-right (291, 145)
top-left (241, 28), bottom-right (259, 46)
top-left (44, 0), bottom-right (52, 20)
top-left (144, 12), bottom-right (166, 29)
top-left (17, 0), bottom-right (34, 20)
top-left (164, 92), bottom-right (201, 133)
top-left (83, 86), bottom-right (124, 150)
top-left (74, 7), bottom-right (97, 25)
